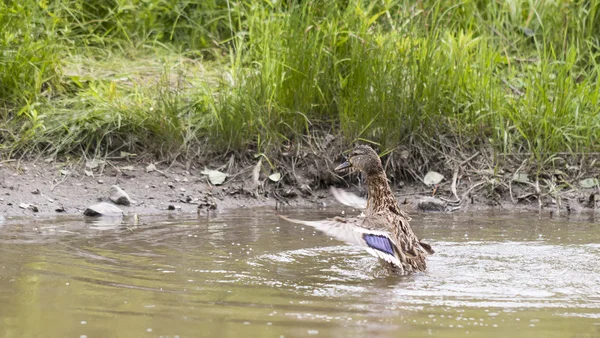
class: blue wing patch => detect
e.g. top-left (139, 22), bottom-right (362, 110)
top-left (363, 234), bottom-right (395, 255)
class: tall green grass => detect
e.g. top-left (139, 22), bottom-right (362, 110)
top-left (1, 0), bottom-right (599, 161)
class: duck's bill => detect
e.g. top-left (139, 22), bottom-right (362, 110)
top-left (334, 161), bottom-right (352, 171)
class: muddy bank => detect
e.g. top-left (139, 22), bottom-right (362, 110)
top-left (0, 159), bottom-right (279, 219)
top-left (1, 152), bottom-right (599, 221)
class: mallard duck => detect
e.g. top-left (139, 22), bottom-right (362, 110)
top-left (279, 145), bottom-right (433, 274)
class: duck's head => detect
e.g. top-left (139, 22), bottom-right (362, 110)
top-left (335, 145), bottom-right (383, 175)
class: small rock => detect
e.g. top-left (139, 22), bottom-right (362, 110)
top-left (109, 185), bottom-right (132, 206)
top-left (198, 197), bottom-right (218, 211)
top-left (167, 205), bottom-right (176, 210)
top-left (98, 180), bottom-right (104, 184)
top-left (180, 188), bottom-right (186, 192)
top-left (167, 182), bottom-right (175, 189)
top-left (19, 203), bottom-right (38, 212)
top-left (31, 189), bottom-right (40, 195)
top-left (55, 206), bottom-right (66, 213)
top-left (417, 197), bottom-right (447, 212)
top-left (146, 163), bottom-right (157, 173)
top-left (83, 202), bottom-right (123, 217)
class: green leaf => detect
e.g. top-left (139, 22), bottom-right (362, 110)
top-left (367, 10), bottom-right (386, 27)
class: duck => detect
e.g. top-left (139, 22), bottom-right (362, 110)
top-left (279, 145), bottom-right (434, 274)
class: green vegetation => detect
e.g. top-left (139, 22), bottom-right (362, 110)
top-left (1, 0), bottom-right (599, 162)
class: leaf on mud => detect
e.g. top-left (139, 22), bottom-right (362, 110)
top-left (120, 165), bottom-right (134, 171)
top-left (423, 171), bottom-right (444, 186)
top-left (512, 173), bottom-right (530, 183)
top-left (201, 169), bottom-right (228, 185)
top-left (60, 169), bottom-right (70, 176)
top-left (251, 159), bottom-right (262, 187)
top-left (85, 159), bottom-right (103, 169)
top-left (84, 169), bottom-right (93, 177)
top-left (146, 163), bottom-right (157, 173)
top-left (579, 178), bottom-right (599, 188)
top-left (268, 172), bottom-right (281, 182)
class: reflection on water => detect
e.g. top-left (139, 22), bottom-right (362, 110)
top-left (1, 208), bottom-right (600, 337)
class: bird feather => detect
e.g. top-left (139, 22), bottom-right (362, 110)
top-left (277, 214), bottom-right (402, 267)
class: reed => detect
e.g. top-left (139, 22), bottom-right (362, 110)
top-left (1, 0), bottom-right (599, 162)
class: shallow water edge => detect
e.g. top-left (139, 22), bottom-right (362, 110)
top-left (0, 208), bottom-right (599, 337)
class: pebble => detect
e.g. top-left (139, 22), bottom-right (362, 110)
top-left (83, 202), bottom-right (123, 217)
top-left (109, 185), bottom-right (132, 206)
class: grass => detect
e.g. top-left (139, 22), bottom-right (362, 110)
top-left (1, 0), bottom-right (600, 168)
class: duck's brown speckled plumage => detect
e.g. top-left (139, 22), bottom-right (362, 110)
top-left (279, 145), bottom-right (433, 274)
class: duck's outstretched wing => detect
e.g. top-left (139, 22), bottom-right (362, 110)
top-left (278, 215), bottom-right (402, 267)
top-left (330, 187), bottom-right (367, 209)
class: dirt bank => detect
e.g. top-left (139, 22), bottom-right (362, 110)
top-left (0, 158), bottom-right (282, 219)
top-left (1, 151), bottom-right (599, 220)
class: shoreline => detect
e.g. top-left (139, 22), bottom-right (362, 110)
top-left (1, 157), bottom-right (597, 221)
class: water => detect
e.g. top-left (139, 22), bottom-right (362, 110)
top-left (1, 208), bottom-right (600, 337)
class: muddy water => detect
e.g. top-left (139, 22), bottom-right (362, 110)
top-left (1, 208), bottom-right (600, 338)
